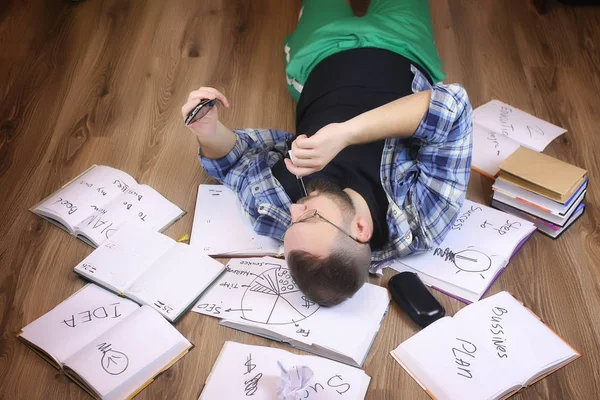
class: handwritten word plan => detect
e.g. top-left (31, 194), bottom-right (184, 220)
top-left (191, 185), bottom-right (282, 256)
top-left (31, 165), bottom-right (185, 247)
top-left (192, 257), bottom-right (390, 367)
top-left (391, 291), bottom-right (580, 400)
top-left (200, 341), bottom-right (371, 400)
top-left (383, 199), bottom-right (536, 303)
top-left (74, 224), bottom-right (225, 322)
top-left (471, 100), bottom-right (566, 178)
top-left (18, 285), bottom-right (193, 399)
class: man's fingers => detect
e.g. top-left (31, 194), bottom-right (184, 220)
top-left (284, 159), bottom-right (318, 177)
top-left (293, 134), bottom-right (315, 149)
top-left (289, 147), bottom-right (314, 160)
top-left (188, 87), bottom-right (230, 107)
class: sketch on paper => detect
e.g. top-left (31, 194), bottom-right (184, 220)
top-left (433, 246), bottom-right (493, 279)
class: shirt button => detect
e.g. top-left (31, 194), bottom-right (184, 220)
top-left (259, 206), bottom-right (264, 211)
top-left (383, 177), bottom-right (388, 182)
top-left (387, 145), bottom-right (393, 150)
top-left (254, 186), bottom-right (259, 192)
top-left (393, 210), bottom-right (398, 216)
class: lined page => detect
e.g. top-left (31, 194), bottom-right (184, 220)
top-left (33, 166), bottom-right (135, 231)
top-left (20, 284), bottom-right (139, 365)
top-left (74, 224), bottom-right (175, 293)
top-left (193, 257), bottom-right (390, 366)
top-left (191, 185), bottom-right (281, 256)
top-left (125, 243), bottom-right (225, 320)
top-left (63, 306), bottom-right (191, 399)
top-left (200, 341), bottom-right (371, 400)
top-left (473, 100), bottom-right (566, 152)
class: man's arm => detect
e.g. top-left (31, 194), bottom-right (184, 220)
top-left (181, 87), bottom-right (237, 159)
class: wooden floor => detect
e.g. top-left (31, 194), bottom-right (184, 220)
top-left (1, 1), bottom-right (599, 399)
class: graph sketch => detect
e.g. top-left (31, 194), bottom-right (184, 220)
top-left (241, 267), bottom-right (320, 325)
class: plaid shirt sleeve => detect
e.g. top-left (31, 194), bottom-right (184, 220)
top-left (406, 79), bottom-right (473, 252)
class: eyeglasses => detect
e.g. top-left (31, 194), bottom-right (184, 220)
top-left (287, 209), bottom-right (368, 244)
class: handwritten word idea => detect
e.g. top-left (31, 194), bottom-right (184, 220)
top-left (62, 302), bottom-right (122, 328)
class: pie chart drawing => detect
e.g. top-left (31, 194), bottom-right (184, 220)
top-left (241, 267), bottom-right (320, 325)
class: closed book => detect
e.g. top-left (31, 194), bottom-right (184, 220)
top-left (498, 147), bottom-right (587, 203)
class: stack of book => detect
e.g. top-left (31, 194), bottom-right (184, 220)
top-left (491, 147), bottom-right (588, 239)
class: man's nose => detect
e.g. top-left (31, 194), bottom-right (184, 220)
top-left (289, 203), bottom-right (307, 221)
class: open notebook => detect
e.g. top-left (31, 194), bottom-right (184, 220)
top-left (74, 224), bottom-right (225, 322)
top-left (192, 257), bottom-right (390, 368)
top-left (471, 100), bottom-right (566, 179)
top-left (18, 284), bottom-right (192, 400)
top-left (191, 185), bottom-right (283, 257)
top-left (31, 165), bottom-right (185, 247)
top-left (382, 200), bottom-right (536, 303)
top-left (200, 341), bottom-right (371, 400)
top-left (391, 291), bottom-right (580, 400)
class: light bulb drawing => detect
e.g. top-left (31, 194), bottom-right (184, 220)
top-left (97, 342), bottom-right (129, 375)
top-left (433, 246), bottom-right (493, 279)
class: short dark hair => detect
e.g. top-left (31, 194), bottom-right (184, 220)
top-left (287, 235), bottom-right (371, 306)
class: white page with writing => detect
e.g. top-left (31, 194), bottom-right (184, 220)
top-left (63, 305), bottom-right (190, 399)
top-left (20, 284), bottom-right (139, 365)
top-left (125, 243), bottom-right (225, 320)
top-left (393, 292), bottom-right (577, 399)
top-left (191, 185), bottom-right (281, 256)
top-left (472, 123), bottom-right (521, 178)
top-left (453, 292), bottom-right (577, 384)
top-left (200, 341), bottom-right (370, 400)
top-left (389, 200), bottom-right (535, 296)
top-left (74, 225), bottom-right (175, 293)
top-left (193, 258), bottom-right (390, 364)
top-left (75, 183), bottom-right (183, 246)
top-left (34, 166), bottom-right (135, 231)
top-left (473, 100), bottom-right (566, 152)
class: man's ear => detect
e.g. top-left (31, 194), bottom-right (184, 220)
top-left (354, 216), bottom-right (372, 242)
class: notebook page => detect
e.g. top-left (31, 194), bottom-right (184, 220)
top-left (20, 284), bottom-right (139, 365)
top-left (124, 243), bottom-right (225, 320)
top-left (191, 185), bottom-right (281, 256)
top-left (74, 224), bottom-right (175, 293)
top-left (473, 100), bottom-right (566, 152)
top-left (63, 306), bottom-right (191, 399)
top-left (200, 341), bottom-right (370, 400)
top-left (392, 315), bottom-right (523, 400)
top-left (193, 257), bottom-right (390, 366)
top-left (389, 200), bottom-right (535, 298)
top-left (33, 166), bottom-right (135, 231)
top-left (453, 292), bottom-right (578, 385)
top-left (472, 123), bottom-right (521, 178)
top-left (75, 182), bottom-right (183, 247)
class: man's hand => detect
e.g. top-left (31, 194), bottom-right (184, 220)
top-left (284, 122), bottom-right (351, 177)
top-left (181, 87), bottom-right (230, 138)
top-left (181, 87), bottom-right (236, 159)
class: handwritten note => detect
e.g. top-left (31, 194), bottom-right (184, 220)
top-left (193, 257), bottom-right (390, 367)
top-left (19, 284), bottom-right (139, 364)
top-left (391, 292), bottom-right (579, 400)
top-left (385, 200), bottom-right (536, 302)
top-left (199, 341), bottom-right (371, 400)
top-left (32, 165), bottom-right (184, 247)
top-left (471, 100), bottom-right (566, 178)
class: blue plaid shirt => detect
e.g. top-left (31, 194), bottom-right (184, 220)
top-left (200, 67), bottom-right (472, 265)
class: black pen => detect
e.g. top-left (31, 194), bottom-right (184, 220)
top-left (286, 148), bottom-right (308, 197)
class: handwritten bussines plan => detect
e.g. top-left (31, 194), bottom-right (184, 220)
top-left (192, 257), bottom-right (390, 368)
top-left (74, 224), bottom-right (225, 322)
top-left (390, 291), bottom-right (580, 400)
top-left (18, 284), bottom-right (193, 400)
top-left (31, 165), bottom-right (185, 247)
top-left (383, 199), bottom-right (536, 303)
top-left (199, 341), bottom-right (371, 399)
top-left (471, 100), bottom-right (566, 179)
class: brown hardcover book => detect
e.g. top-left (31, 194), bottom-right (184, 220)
top-left (498, 147), bottom-right (587, 203)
